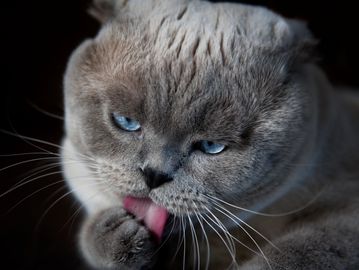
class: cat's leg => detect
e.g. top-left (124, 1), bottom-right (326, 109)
top-left (79, 207), bottom-right (157, 270)
top-left (240, 212), bottom-right (359, 270)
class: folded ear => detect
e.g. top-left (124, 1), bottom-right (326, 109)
top-left (237, 7), bottom-right (317, 64)
top-left (89, 0), bottom-right (119, 23)
top-left (277, 18), bottom-right (318, 63)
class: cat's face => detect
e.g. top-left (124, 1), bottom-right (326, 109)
top-left (63, 0), bottom-right (316, 219)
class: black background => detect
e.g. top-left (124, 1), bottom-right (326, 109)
top-left (1, 0), bottom-right (358, 269)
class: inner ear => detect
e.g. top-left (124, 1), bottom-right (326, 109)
top-left (89, 0), bottom-right (116, 23)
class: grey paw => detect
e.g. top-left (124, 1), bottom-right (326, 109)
top-left (80, 208), bottom-right (157, 270)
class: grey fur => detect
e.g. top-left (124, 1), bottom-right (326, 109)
top-left (80, 208), bottom-right (156, 269)
top-left (61, 0), bottom-right (359, 269)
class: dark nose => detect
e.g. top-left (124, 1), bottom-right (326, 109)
top-left (142, 167), bottom-right (173, 189)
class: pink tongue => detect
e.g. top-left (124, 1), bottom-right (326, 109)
top-left (123, 196), bottom-right (169, 242)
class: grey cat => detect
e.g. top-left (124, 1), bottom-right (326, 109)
top-left (61, 0), bottom-right (359, 269)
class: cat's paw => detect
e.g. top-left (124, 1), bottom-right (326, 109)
top-left (80, 207), bottom-right (157, 270)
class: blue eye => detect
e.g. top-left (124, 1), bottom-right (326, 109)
top-left (196, 140), bottom-right (226, 154)
top-left (112, 113), bottom-right (141, 132)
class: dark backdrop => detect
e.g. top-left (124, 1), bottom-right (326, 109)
top-left (1, 1), bottom-right (358, 269)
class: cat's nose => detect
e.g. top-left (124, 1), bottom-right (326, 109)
top-left (141, 167), bottom-right (173, 189)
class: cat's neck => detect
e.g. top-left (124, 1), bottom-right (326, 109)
top-left (248, 65), bottom-right (359, 237)
top-left (233, 65), bottom-right (356, 225)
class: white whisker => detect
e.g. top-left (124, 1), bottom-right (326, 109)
top-left (181, 216), bottom-right (187, 270)
top-left (27, 101), bottom-right (64, 121)
top-left (188, 214), bottom-right (200, 270)
top-left (59, 185), bottom-right (114, 235)
top-left (151, 216), bottom-right (177, 258)
top-left (172, 218), bottom-right (185, 264)
top-left (205, 193), bottom-right (322, 217)
top-left (0, 157), bottom-right (60, 173)
top-left (212, 201), bottom-right (281, 252)
top-left (201, 212), bottom-right (237, 265)
top-left (0, 152), bottom-right (61, 158)
top-left (0, 129), bottom-right (95, 161)
top-left (0, 170), bottom-right (63, 199)
top-left (8, 160), bottom-right (81, 189)
top-left (213, 206), bottom-right (273, 270)
top-left (5, 179), bottom-right (65, 214)
top-left (35, 178), bottom-right (104, 230)
top-left (186, 214), bottom-right (196, 269)
top-left (195, 212), bottom-right (210, 270)
top-left (204, 207), bottom-right (262, 257)
top-left (204, 207), bottom-right (236, 256)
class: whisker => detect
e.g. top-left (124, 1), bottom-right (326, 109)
top-left (8, 160), bottom-right (79, 189)
top-left (1, 128), bottom-right (61, 156)
top-left (43, 184), bottom-right (69, 208)
top-left (0, 152), bottom-right (61, 158)
top-left (213, 206), bottom-right (273, 270)
top-left (171, 218), bottom-right (185, 264)
top-left (195, 212), bottom-right (210, 270)
top-left (151, 216), bottom-right (177, 258)
top-left (59, 185), bottom-right (114, 236)
top-left (1, 129), bottom-right (62, 150)
top-left (0, 170), bottom-right (64, 199)
top-left (212, 201), bottom-right (281, 252)
top-left (204, 207), bottom-right (236, 257)
top-left (181, 216), bottom-right (187, 270)
top-left (188, 213), bottom-right (200, 270)
top-left (205, 193), bottom-right (322, 217)
top-left (0, 157), bottom-right (61, 173)
top-left (35, 180), bottom-right (104, 232)
top-left (4, 171), bottom-right (106, 215)
top-left (66, 202), bottom-right (85, 236)
top-left (201, 212), bottom-right (237, 265)
top-left (27, 100), bottom-right (64, 121)
top-left (4, 179), bottom-right (65, 214)
top-left (0, 129), bottom-right (95, 161)
top-left (0, 159), bottom-right (97, 199)
top-left (7, 162), bottom-right (61, 190)
top-left (186, 214), bottom-right (195, 269)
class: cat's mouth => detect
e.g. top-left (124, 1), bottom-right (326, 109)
top-left (123, 196), bottom-right (169, 242)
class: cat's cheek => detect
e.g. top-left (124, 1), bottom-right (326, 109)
top-left (61, 138), bottom-right (116, 214)
top-left (185, 152), bottom-right (241, 187)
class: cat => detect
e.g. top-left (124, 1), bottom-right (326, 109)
top-left (61, 0), bottom-right (359, 269)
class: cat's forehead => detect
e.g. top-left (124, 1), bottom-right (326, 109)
top-left (72, 0), bottom-right (305, 138)
top-left (102, 59), bottom-right (250, 138)
top-left (96, 0), bottom-right (295, 65)
top-left (111, 0), bottom-right (294, 46)
top-left (87, 0), bottom-right (298, 97)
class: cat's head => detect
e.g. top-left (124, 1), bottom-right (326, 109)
top-left (63, 0), bottom-right (317, 221)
